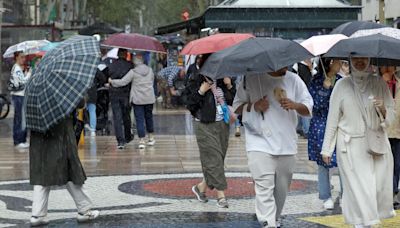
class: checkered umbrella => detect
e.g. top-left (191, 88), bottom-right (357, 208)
top-left (25, 35), bottom-right (100, 132)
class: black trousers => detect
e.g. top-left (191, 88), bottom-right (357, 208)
top-left (110, 96), bottom-right (132, 144)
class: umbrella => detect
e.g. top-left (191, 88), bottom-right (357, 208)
top-left (199, 37), bottom-right (314, 79)
top-left (180, 33), bottom-right (254, 55)
top-left (25, 35), bottom-right (100, 132)
top-left (301, 34), bottom-right (348, 56)
top-left (330, 21), bottom-right (388, 36)
top-left (324, 34), bottom-right (400, 65)
top-left (40, 42), bottom-right (61, 52)
top-left (351, 27), bottom-right (400, 40)
top-left (102, 33), bottom-right (166, 53)
top-left (3, 40), bottom-right (51, 58)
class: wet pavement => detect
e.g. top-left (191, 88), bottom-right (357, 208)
top-left (0, 106), bottom-right (399, 227)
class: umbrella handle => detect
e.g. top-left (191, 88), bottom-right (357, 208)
top-left (257, 75), bottom-right (265, 120)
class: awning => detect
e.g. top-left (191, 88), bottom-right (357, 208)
top-left (154, 16), bottom-right (204, 35)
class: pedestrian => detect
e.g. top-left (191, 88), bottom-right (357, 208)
top-left (292, 59), bottom-right (317, 138)
top-left (9, 51), bottom-right (30, 149)
top-left (186, 55), bottom-right (202, 79)
top-left (186, 55), bottom-right (236, 208)
top-left (380, 65), bottom-right (400, 205)
top-left (108, 48), bottom-right (134, 149)
top-left (109, 53), bottom-right (156, 149)
top-left (322, 57), bottom-right (396, 227)
top-left (29, 99), bottom-right (99, 226)
top-left (308, 58), bottom-right (342, 210)
top-left (169, 68), bottom-right (187, 107)
top-left (233, 67), bottom-right (313, 228)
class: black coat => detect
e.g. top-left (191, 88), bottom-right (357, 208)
top-left (87, 69), bottom-right (108, 104)
top-left (108, 58), bottom-right (134, 96)
top-left (185, 73), bottom-right (236, 123)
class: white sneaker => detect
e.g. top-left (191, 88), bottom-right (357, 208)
top-left (77, 210), bottom-right (100, 223)
top-left (30, 216), bottom-right (49, 226)
top-left (323, 198), bottom-right (334, 210)
top-left (147, 135), bottom-right (156, 146)
top-left (90, 131), bottom-right (96, 137)
top-left (138, 139), bottom-right (146, 149)
top-left (15, 143), bottom-right (29, 149)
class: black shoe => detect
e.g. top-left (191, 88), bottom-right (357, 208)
top-left (191, 185), bottom-right (208, 203)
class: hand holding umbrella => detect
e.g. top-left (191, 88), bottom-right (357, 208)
top-left (254, 96), bottom-right (269, 117)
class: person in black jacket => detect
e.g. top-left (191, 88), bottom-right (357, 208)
top-left (108, 49), bottom-right (134, 149)
top-left (185, 55), bottom-right (236, 208)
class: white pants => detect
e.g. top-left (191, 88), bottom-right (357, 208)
top-left (248, 151), bottom-right (296, 227)
top-left (32, 182), bottom-right (93, 217)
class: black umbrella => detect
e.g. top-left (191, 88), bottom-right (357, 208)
top-left (330, 21), bottom-right (388, 36)
top-left (79, 22), bottom-right (123, 36)
top-left (324, 34), bottom-right (400, 65)
top-left (199, 37), bottom-right (314, 79)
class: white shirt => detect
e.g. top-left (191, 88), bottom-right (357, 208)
top-left (233, 71), bottom-right (313, 155)
top-left (10, 64), bottom-right (30, 96)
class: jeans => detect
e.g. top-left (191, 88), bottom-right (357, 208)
top-left (110, 96), bottom-right (132, 144)
top-left (390, 138), bottom-right (400, 194)
top-left (133, 104), bottom-right (154, 138)
top-left (87, 103), bottom-right (96, 132)
top-left (318, 165), bottom-right (332, 200)
top-left (297, 115), bottom-right (311, 136)
top-left (12, 95), bottom-right (27, 145)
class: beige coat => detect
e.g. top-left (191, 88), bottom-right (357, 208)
top-left (387, 76), bottom-right (400, 139)
top-left (321, 75), bottom-right (396, 226)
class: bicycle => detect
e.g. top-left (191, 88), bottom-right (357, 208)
top-left (0, 94), bottom-right (11, 120)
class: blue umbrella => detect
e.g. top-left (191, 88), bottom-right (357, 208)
top-left (25, 35), bottom-right (100, 132)
top-left (39, 42), bottom-right (61, 52)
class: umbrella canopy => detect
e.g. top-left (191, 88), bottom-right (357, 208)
top-left (330, 21), bottom-right (387, 36)
top-left (301, 34), bottom-right (348, 56)
top-left (102, 33), bottom-right (166, 53)
top-left (3, 40), bottom-right (50, 58)
top-left (25, 35), bottom-right (100, 132)
top-left (200, 37), bottom-right (314, 79)
top-left (324, 34), bottom-right (400, 65)
top-left (180, 33), bottom-right (254, 55)
top-left (351, 27), bottom-right (400, 40)
top-left (40, 42), bottom-right (61, 52)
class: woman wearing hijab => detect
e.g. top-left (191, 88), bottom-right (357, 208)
top-left (321, 57), bottom-right (396, 227)
top-left (308, 58), bottom-right (342, 210)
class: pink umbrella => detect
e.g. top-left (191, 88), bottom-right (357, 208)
top-left (180, 33), bottom-right (254, 55)
top-left (102, 33), bottom-right (166, 53)
top-left (301, 34), bottom-right (348, 56)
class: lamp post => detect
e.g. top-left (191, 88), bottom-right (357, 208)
top-left (378, 0), bottom-right (385, 24)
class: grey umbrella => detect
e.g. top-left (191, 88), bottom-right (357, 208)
top-left (199, 37), bottom-right (314, 79)
top-left (330, 21), bottom-right (388, 36)
top-left (324, 34), bottom-right (400, 65)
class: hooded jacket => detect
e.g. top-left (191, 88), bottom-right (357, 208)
top-left (110, 63), bottom-right (155, 105)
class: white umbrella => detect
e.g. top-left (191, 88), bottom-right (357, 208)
top-left (301, 34), bottom-right (348, 56)
top-left (3, 40), bottom-right (51, 58)
top-left (351, 27), bottom-right (400, 40)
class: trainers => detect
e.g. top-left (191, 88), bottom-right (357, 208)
top-left (191, 185), bottom-right (208, 203)
top-left (15, 143), bottom-right (29, 149)
top-left (90, 131), bottom-right (96, 137)
top-left (147, 134), bottom-right (156, 146)
top-left (117, 144), bottom-right (125, 150)
top-left (30, 216), bottom-right (49, 226)
top-left (323, 198), bottom-right (334, 210)
top-left (138, 139), bottom-right (146, 149)
top-left (235, 127), bottom-right (241, 137)
top-left (217, 197), bottom-right (229, 208)
top-left (77, 210), bottom-right (100, 223)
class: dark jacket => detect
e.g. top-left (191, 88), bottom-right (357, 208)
top-left (87, 69), bottom-right (108, 104)
top-left (185, 73), bottom-right (236, 123)
top-left (293, 62), bottom-right (313, 88)
top-left (108, 58), bottom-right (134, 96)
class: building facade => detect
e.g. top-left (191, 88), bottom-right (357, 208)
top-left (361, 0), bottom-right (400, 27)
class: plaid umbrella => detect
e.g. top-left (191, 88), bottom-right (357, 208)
top-left (25, 35), bottom-right (100, 132)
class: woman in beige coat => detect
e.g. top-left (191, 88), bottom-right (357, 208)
top-left (321, 57), bottom-right (396, 227)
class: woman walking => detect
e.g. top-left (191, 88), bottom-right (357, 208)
top-left (308, 58), bottom-right (342, 210)
top-left (322, 57), bottom-right (396, 227)
top-left (109, 53), bottom-right (156, 149)
top-left (10, 51), bottom-right (30, 149)
top-left (185, 55), bottom-right (236, 208)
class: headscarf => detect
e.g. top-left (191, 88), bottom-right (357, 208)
top-left (350, 57), bottom-right (371, 93)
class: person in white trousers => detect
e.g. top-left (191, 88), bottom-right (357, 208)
top-left (233, 68), bottom-right (313, 228)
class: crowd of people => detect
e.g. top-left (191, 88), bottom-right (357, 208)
top-left (6, 36), bottom-right (400, 228)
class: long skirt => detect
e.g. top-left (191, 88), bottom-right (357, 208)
top-left (194, 121), bottom-right (230, 191)
top-left (337, 131), bottom-right (395, 226)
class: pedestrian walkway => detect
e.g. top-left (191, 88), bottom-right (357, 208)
top-left (0, 110), bottom-right (399, 227)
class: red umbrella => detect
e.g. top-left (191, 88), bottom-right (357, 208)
top-left (102, 33), bottom-right (166, 53)
top-left (180, 33), bottom-right (254, 55)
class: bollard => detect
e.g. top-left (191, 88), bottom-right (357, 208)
top-left (78, 108), bottom-right (84, 146)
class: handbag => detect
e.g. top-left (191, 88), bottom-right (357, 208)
top-left (351, 79), bottom-right (386, 156)
top-left (211, 85), bottom-right (237, 124)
